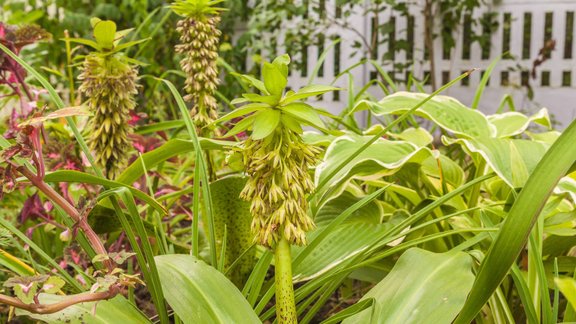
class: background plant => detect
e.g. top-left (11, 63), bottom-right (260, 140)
top-left (1, 2), bottom-right (576, 324)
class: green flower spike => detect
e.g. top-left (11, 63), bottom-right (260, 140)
top-left (216, 54), bottom-right (339, 248)
top-left (74, 18), bottom-right (147, 179)
top-left (171, 0), bottom-right (226, 129)
top-left (216, 54), bottom-right (337, 324)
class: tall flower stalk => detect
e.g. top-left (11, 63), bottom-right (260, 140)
top-left (216, 55), bottom-right (337, 323)
top-left (74, 19), bottom-right (146, 179)
top-left (171, 0), bottom-right (224, 131)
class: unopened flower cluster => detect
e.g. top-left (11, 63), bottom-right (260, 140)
top-left (78, 54), bottom-right (138, 178)
top-left (175, 15), bottom-right (221, 127)
top-left (240, 128), bottom-right (320, 247)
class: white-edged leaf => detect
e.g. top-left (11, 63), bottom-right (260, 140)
top-left (356, 92), bottom-right (496, 138)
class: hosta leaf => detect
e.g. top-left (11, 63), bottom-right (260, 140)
top-left (155, 254), bottom-right (260, 323)
top-left (293, 192), bottom-right (384, 281)
top-left (281, 85), bottom-right (340, 105)
top-left (17, 294), bottom-right (149, 323)
top-left (281, 102), bottom-right (325, 130)
top-left (442, 136), bottom-right (549, 188)
top-left (342, 248), bottom-right (474, 324)
top-left (421, 154), bottom-right (465, 189)
top-left (210, 177), bottom-right (256, 287)
top-left (487, 108), bottom-right (551, 138)
top-left (252, 109), bottom-right (280, 139)
top-left (293, 223), bottom-right (389, 282)
top-left (315, 134), bottom-right (435, 200)
top-left (357, 92), bottom-right (495, 138)
top-left (262, 62), bottom-right (287, 97)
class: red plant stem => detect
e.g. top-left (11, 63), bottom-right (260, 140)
top-left (0, 285), bottom-right (119, 314)
top-left (16, 166), bottom-right (113, 271)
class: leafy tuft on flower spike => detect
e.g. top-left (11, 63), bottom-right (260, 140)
top-left (74, 19), bottom-right (145, 179)
top-left (216, 54), bottom-right (338, 247)
top-left (172, 0), bottom-right (225, 130)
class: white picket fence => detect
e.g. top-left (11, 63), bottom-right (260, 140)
top-left (252, 0), bottom-right (576, 127)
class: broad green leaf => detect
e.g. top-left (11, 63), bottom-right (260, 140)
top-left (222, 115), bottom-right (256, 138)
top-left (442, 136), bottom-right (549, 188)
top-left (281, 102), bottom-right (325, 130)
top-left (315, 134), bottom-right (435, 200)
top-left (214, 103), bottom-right (269, 124)
top-left (293, 220), bottom-right (387, 282)
top-left (232, 73), bottom-right (269, 94)
top-left (556, 277), bottom-right (576, 312)
top-left (17, 294), bottom-right (149, 323)
top-left (155, 254), bottom-right (260, 323)
top-left (281, 85), bottom-right (340, 105)
top-left (272, 54), bottom-right (290, 78)
top-left (262, 62), bottom-right (287, 97)
top-left (455, 118), bottom-right (576, 323)
top-left (343, 248), bottom-right (474, 324)
top-left (210, 177), bottom-right (256, 287)
top-left (527, 130), bottom-right (561, 144)
top-left (421, 154), bottom-right (465, 189)
top-left (292, 188), bottom-right (388, 282)
top-left (357, 92), bottom-right (495, 138)
top-left (93, 20), bottom-right (117, 50)
top-left (281, 114), bottom-right (304, 134)
top-left (116, 138), bottom-right (231, 185)
top-left (64, 38), bottom-right (101, 50)
top-left (242, 93), bottom-right (278, 105)
top-left (487, 108), bottom-right (550, 138)
top-left (365, 126), bottom-right (433, 147)
top-left (252, 109), bottom-right (280, 139)
top-left (303, 131), bottom-right (336, 146)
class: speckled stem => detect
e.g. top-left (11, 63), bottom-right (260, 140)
top-left (275, 235), bottom-right (298, 324)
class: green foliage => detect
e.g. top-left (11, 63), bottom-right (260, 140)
top-left (2, 3), bottom-right (576, 324)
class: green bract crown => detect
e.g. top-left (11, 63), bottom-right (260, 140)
top-left (170, 0), bottom-right (226, 18)
top-left (215, 54), bottom-right (339, 139)
top-left (66, 18), bottom-right (147, 58)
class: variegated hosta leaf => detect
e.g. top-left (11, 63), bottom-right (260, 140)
top-left (355, 91), bottom-right (495, 138)
top-left (342, 248), bottom-right (474, 324)
top-left (364, 125), bottom-right (433, 147)
top-left (487, 108), bottom-right (551, 138)
top-left (442, 136), bottom-right (549, 188)
top-left (292, 192), bottom-right (387, 282)
top-left (315, 133), bottom-right (436, 201)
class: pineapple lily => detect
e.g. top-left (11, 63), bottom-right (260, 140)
top-left (74, 19), bottom-right (146, 179)
top-left (171, 0), bottom-right (224, 129)
top-left (216, 54), bottom-right (337, 323)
